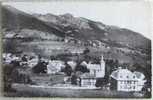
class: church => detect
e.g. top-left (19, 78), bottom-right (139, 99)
top-left (87, 55), bottom-right (105, 78)
top-left (78, 55), bottom-right (106, 87)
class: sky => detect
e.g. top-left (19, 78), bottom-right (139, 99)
top-left (2, 1), bottom-right (152, 39)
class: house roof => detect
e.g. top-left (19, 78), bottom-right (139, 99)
top-left (67, 61), bottom-right (77, 67)
top-left (110, 68), bottom-right (145, 81)
top-left (80, 61), bottom-right (88, 66)
top-left (133, 71), bottom-right (145, 80)
top-left (111, 68), bottom-right (132, 79)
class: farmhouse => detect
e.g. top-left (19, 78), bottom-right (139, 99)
top-left (47, 60), bottom-right (65, 74)
top-left (110, 67), bottom-right (146, 92)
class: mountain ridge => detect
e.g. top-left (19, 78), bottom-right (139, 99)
top-left (32, 12), bottom-right (150, 51)
top-left (2, 5), bottom-right (151, 57)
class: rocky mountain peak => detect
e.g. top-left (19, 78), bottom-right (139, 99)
top-left (60, 13), bottom-right (74, 19)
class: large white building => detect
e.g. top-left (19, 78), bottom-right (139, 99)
top-left (110, 67), bottom-right (146, 92)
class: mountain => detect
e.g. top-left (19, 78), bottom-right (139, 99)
top-left (2, 5), bottom-right (66, 37)
top-left (2, 5), bottom-right (151, 68)
top-left (2, 5), bottom-right (151, 50)
top-left (33, 13), bottom-right (151, 51)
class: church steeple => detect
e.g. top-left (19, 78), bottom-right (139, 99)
top-left (100, 55), bottom-right (104, 64)
top-left (100, 54), bottom-right (105, 77)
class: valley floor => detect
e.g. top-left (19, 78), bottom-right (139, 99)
top-left (4, 83), bottom-right (149, 98)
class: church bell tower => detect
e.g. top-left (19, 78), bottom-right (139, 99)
top-left (100, 55), bottom-right (105, 77)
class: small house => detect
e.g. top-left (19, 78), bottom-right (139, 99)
top-left (3, 53), bottom-right (13, 64)
top-left (47, 60), bottom-right (65, 74)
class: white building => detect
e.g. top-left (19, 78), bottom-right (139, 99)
top-left (79, 73), bottom-right (96, 87)
top-left (47, 60), bottom-right (65, 74)
top-left (81, 55), bottom-right (105, 78)
top-left (3, 53), bottom-right (12, 64)
top-left (3, 53), bottom-right (20, 64)
top-left (110, 67), bottom-right (146, 92)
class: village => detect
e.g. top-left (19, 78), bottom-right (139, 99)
top-left (3, 48), bottom-right (150, 97)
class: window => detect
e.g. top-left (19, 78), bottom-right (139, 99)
top-left (134, 81), bottom-right (136, 84)
top-left (133, 76), bottom-right (135, 79)
top-left (126, 76), bottom-right (129, 78)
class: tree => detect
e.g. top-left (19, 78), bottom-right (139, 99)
top-left (124, 63), bottom-right (129, 68)
top-left (71, 74), bottom-right (78, 85)
top-left (114, 59), bottom-right (119, 67)
top-left (75, 63), bottom-right (89, 73)
top-left (3, 39), bottom-right (20, 53)
top-left (62, 63), bottom-right (73, 76)
top-left (11, 68), bottom-right (32, 84)
top-left (3, 64), bottom-right (14, 91)
top-left (95, 77), bottom-right (108, 87)
top-left (32, 61), bottom-right (48, 74)
top-left (3, 61), bottom-right (21, 92)
top-left (83, 48), bottom-right (90, 55)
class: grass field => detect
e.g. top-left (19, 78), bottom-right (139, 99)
top-left (4, 83), bottom-right (148, 98)
top-left (30, 73), bottom-right (66, 86)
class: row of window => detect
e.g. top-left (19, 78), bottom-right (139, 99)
top-left (119, 81), bottom-right (137, 84)
top-left (82, 80), bottom-right (96, 83)
top-left (120, 75), bottom-right (136, 79)
top-left (120, 86), bottom-right (136, 90)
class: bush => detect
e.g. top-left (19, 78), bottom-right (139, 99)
top-left (62, 63), bottom-right (73, 76)
top-left (32, 61), bottom-right (47, 74)
top-left (75, 64), bottom-right (89, 73)
top-left (95, 77), bottom-right (108, 87)
top-left (71, 74), bottom-right (78, 85)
